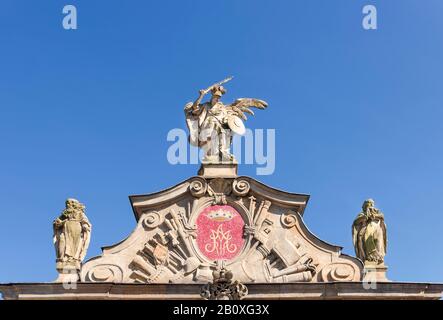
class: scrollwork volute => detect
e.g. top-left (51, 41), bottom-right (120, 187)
top-left (319, 263), bottom-right (357, 282)
top-left (189, 177), bottom-right (207, 198)
top-left (86, 264), bottom-right (124, 283)
top-left (142, 211), bottom-right (164, 229)
top-left (281, 210), bottom-right (299, 228)
top-left (232, 179), bottom-right (250, 197)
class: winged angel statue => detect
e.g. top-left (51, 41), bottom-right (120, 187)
top-left (184, 77), bottom-right (268, 163)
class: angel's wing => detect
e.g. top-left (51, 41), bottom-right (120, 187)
top-left (225, 98), bottom-right (268, 120)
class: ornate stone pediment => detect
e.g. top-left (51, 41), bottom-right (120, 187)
top-left (80, 172), bottom-right (363, 284)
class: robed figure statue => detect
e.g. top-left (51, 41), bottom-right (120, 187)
top-left (352, 199), bottom-right (387, 264)
top-left (53, 198), bottom-right (91, 277)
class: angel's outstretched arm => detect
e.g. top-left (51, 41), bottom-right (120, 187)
top-left (190, 90), bottom-right (207, 114)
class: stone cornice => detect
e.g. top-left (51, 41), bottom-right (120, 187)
top-left (1, 282), bottom-right (442, 300)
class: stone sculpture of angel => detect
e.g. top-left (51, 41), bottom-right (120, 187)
top-left (184, 77), bottom-right (268, 163)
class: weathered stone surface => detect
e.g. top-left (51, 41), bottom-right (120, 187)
top-left (53, 198), bottom-right (91, 282)
top-left (363, 262), bottom-right (389, 282)
top-left (79, 175), bottom-right (363, 284)
top-left (1, 282), bottom-right (442, 300)
top-left (1, 79), bottom-right (441, 301)
top-left (352, 199), bottom-right (387, 265)
top-left (1, 172), bottom-right (442, 300)
top-left (184, 77), bottom-right (267, 164)
top-left (198, 163), bottom-right (238, 178)
top-left (200, 262), bottom-right (248, 300)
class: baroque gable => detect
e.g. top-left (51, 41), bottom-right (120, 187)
top-left (80, 175), bottom-right (363, 284)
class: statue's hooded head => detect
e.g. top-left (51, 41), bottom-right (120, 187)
top-left (362, 198), bottom-right (375, 211)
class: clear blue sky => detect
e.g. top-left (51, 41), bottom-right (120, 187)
top-left (0, 0), bottom-right (442, 284)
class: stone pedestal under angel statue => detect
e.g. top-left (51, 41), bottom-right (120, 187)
top-left (184, 77), bottom-right (268, 163)
top-left (53, 198), bottom-right (91, 281)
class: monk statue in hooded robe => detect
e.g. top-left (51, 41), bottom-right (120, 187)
top-left (53, 198), bottom-right (91, 279)
top-left (352, 199), bottom-right (387, 265)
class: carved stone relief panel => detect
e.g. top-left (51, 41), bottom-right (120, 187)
top-left (80, 176), bottom-right (363, 284)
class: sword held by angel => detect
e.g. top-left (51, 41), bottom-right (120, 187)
top-left (184, 77), bottom-right (268, 163)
